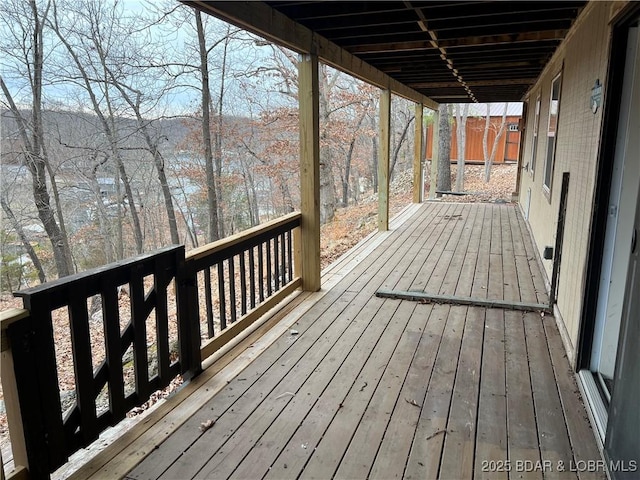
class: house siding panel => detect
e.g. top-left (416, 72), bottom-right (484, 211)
top-left (518, 1), bottom-right (612, 357)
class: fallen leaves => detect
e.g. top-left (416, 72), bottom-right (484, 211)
top-left (199, 418), bottom-right (217, 432)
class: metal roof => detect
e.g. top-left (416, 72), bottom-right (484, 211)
top-left (186, 1), bottom-right (587, 104)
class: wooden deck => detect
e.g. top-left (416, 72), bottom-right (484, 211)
top-left (108, 203), bottom-right (601, 480)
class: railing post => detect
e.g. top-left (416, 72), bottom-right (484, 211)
top-left (177, 249), bottom-right (202, 379)
top-left (413, 103), bottom-right (424, 203)
top-left (298, 52), bottom-right (321, 292)
top-left (378, 88), bottom-right (391, 231)
top-left (0, 309), bottom-right (30, 475)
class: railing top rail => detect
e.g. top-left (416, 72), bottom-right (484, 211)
top-left (1, 308), bottom-right (29, 352)
top-left (13, 245), bottom-right (183, 300)
top-left (186, 212), bottom-right (301, 262)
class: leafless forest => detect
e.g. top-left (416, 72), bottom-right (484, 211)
top-left (0, 0), bottom-right (432, 293)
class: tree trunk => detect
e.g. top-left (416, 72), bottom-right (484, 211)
top-left (0, 3), bottom-right (71, 278)
top-left (319, 66), bottom-right (336, 224)
top-left (106, 78), bottom-right (181, 246)
top-left (213, 26), bottom-right (232, 238)
top-left (1, 197), bottom-right (47, 284)
top-left (437, 103), bottom-right (452, 193)
top-left (455, 103), bottom-right (469, 192)
top-left (370, 112), bottom-right (378, 193)
top-left (195, 10), bottom-right (220, 242)
top-left (341, 111), bottom-right (367, 207)
top-left (483, 103), bottom-right (509, 182)
top-left (391, 115), bottom-right (415, 179)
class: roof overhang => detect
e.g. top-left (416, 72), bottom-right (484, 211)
top-left (182, 1), bottom-right (587, 105)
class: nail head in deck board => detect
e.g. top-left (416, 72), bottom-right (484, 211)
top-left (542, 318), bottom-right (606, 480)
top-left (129, 289), bottom-right (357, 479)
top-left (441, 202), bottom-right (480, 297)
top-left (78, 203), bottom-right (601, 480)
top-left (337, 303), bottom-right (445, 480)
top-left (403, 305), bottom-right (467, 480)
top-left (385, 202), bottom-right (453, 292)
top-left (474, 309), bottom-right (508, 480)
top-left (471, 205), bottom-right (493, 299)
top-left (524, 313), bottom-right (577, 480)
top-left (185, 297), bottom-right (397, 479)
top-left (80, 289), bottom-right (312, 480)
top-left (402, 203), bottom-right (458, 292)
top-left (505, 310), bottom-right (543, 480)
top-left (156, 291), bottom-right (393, 478)
top-left (454, 203), bottom-right (485, 297)
top-left (265, 301), bottom-right (422, 479)
top-left (438, 307), bottom-right (485, 480)
top-left (375, 289), bottom-right (551, 313)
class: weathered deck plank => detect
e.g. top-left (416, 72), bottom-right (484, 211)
top-left (122, 203), bottom-right (602, 480)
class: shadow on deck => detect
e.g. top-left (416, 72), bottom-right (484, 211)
top-left (71, 202), bottom-right (603, 480)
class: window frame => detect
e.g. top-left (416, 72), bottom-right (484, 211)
top-left (543, 71), bottom-right (563, 197)
top-left (530, 93), bottom-right (541, 178)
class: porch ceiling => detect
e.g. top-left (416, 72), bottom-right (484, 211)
top-left (185, 1), bottom-right (587, 104)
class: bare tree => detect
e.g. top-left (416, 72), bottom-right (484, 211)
top-left (0, 0), bottom-right (72, 278)
top-left (0, 197), bottom-right (47, 284)
top-left (195, 9), bottom-right (221, 242)
top-left (482, 103), bottom-right (509, 182)
top-left (437, 103), bottom-right (452, 193)
top-left (49, 0), bottom-right (145, 256)
top-left (455, 103), bottom-right (470, 192)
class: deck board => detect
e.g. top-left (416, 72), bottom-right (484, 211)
top-left (124, 203), bottom-right (603, 480)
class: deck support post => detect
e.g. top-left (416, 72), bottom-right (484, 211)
top-left (1, 309), bottom-right (30, 477)
top-left (413, 103), bottom-right (424, 203)
top-left (378, 88), bottom-right (391, 231)
top-left (429, 107), bottom-right (440, 200)
top-left (298, 53), bottom-right (321, 292)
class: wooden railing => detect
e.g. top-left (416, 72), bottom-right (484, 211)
top-left (0, 213), bottom-right (302, 479)
top-left (184, 212), bottom-right (302, 361)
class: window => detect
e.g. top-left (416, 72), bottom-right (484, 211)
top-left (530, 94), bottom-right (541, 176)
top-left (543, 73), bottom-right (562, 193)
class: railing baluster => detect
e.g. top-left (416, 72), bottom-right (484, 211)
top-left (229, 257), bottom-right (237, 323)
top-left (280, 232), bottom-right (287, 285)
top-left (204, 267), bottom-right (214, 338)
top-left (218, 262), bottom-right (227, 330)
top-left (249, 247), bottom-right (256, 310)
top-left (258, 243), bottom-right (265, 302)
top-left (154, 259), bottom-right (171, 383)
top-left (274, 235), bottom-right (280, 291)
top-left (240, 252), bottom-right (247, 315)
top-left (266, 239), bottom-right (273, 296)
top-left (129, 269), bottom-right (149, 401)
top-left (101, 277), bottom-right (125, 421)
top-left (68, 290), bottom-right (98, 444)
top-left (286, 230), bottom-right (293, 283)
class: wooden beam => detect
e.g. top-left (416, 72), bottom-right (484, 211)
top-left (375, 289), bottom-right (551, 313)
top-left (181, 1), bottom-right (438, 110)
top-left (378, 89), bottom-right (391, 231)
top-left (298, 53), bottom-right (321, 292)
top-left (413, 103), bottom-right (424, 203)
top-left (409, 78), bottom-right (537, 89)
top-left (429, 108), bottom-right (440, 200)
top-left (348, 30), bottom-right (567, 54)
